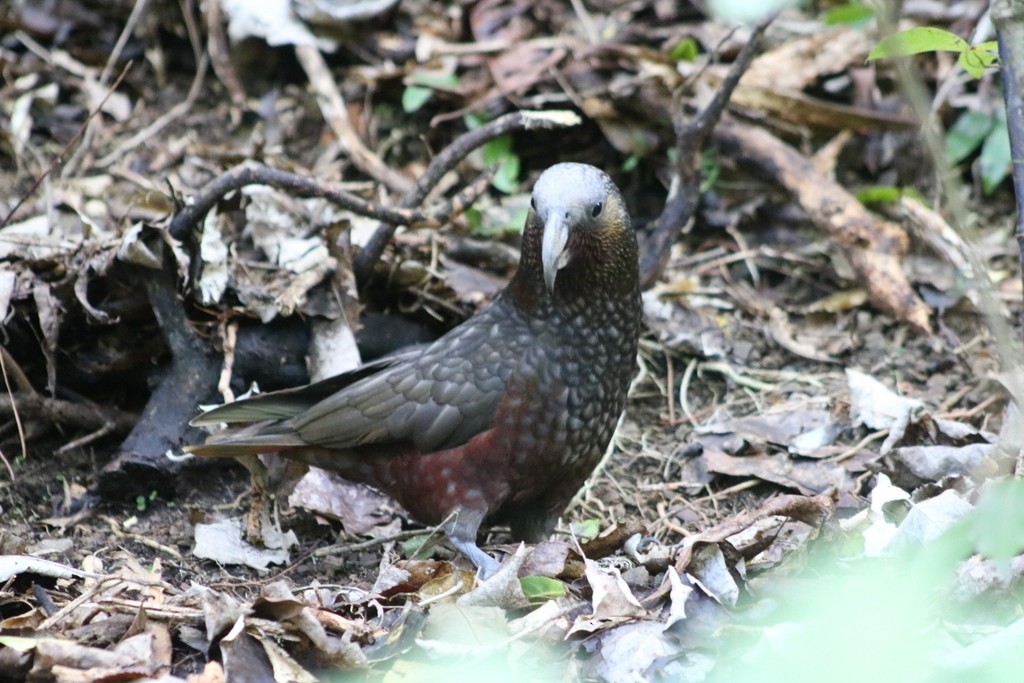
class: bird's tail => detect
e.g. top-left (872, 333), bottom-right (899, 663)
top-left (184, 421), bottom-right (307, 458)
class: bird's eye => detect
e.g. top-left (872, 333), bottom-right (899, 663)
top-left (531, 197), bottom-right (537, 211)
top-left (591, 202), bottom-right (603, 218)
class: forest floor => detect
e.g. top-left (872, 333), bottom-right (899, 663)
top-left (1, 1), bottom-right (1021, 681)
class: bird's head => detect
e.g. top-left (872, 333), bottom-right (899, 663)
top-left (514, 163), bottom-right (636, 302)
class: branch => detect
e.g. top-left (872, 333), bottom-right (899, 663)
top-left (352, 110), bottom-right (583, 286)
top-left (167, 161), bottom-right (436, 241)
top-left (639, 12), bottom-right (775, 288)
top-left (993, 0), bottom-right (1024, 336)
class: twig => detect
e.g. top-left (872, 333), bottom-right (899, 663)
top-left (992, 1), bottom-right (1024, 337)
top-left (0, 61), bottom-right (134, 229)
top-left (678, 357), bottom-right (697, 425)
top-left (638, 12), bottom-right (775, 288)
top-left (0, 345), bottom-right (34, 393)
top-left (569, 0), bottom-right (598, 44)
top-left (55, 423), bottom-right (118, 454)
top-left (94, 598), bottom-right (203, 621)
top-left (167, 161), bottom-right (436, 241)
top-left (295, 43), bottom-right (414, 194)
top-left (94, 30), bottom-right (209, 168)
top-left (353, 110), bottom-right (582, 285)
top-left (830, 429), bottom-right (888, 464)
top-left (937, 395), bottom-right (1003, 421)
top-left (101, 515), bottom-right (184, 559)
top-left (206, 0), bottom-right (247, 111)
top-left (216, 321), bottom-right (238, 403)
top-left (700, 360), bottom-right (778, 392)
top-left (0, 392), bottom-right (137, 435)
top-left (63, 0), bottom-right (151, 177)
top-left (313, 528), bottom-right (437, 557)
top-left (666, 353), bottom-right (675, 423)
top-left (0, 348), bottom-right (23, 478)
top-left (434, 168), bottom-right (498, 222)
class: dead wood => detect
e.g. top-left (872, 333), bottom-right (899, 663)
top-left (712, 120), bottom-right (933, 333)
top-left (639, 12), bottom-right (775, 289)
top-left (99, 248), bottom-right (221, 497)
top-left (166, 161), bottom-right (437, 242)
top-left (0, 393), bottom-right (135, 437)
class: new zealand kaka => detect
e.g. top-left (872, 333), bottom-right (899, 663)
top-left (186, 163), bottom-right (641, 576)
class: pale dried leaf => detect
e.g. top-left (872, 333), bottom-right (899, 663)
top-left (220, 0), bottom-right (337, 50)
top-left (193, 518), bottom-right (292, 570)
top-left (888, 489), bottom-right (973, 552)
top-left (289, 468), bottom-right (398, 537)
top-left (686, 543), bottom-right (740, 607)
top-left (847, 368), bottom-right (924, 430)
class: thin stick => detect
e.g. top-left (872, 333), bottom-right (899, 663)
top-left (167, 162), bottom-right (435, 240)
top-left (95, 57), bottom-right (208, 168)
top-left (295, 43), bottom-right (413, 194)
top-left (353, 110), bottom-right (581, 285)
top-left (0, 348), bottom-right (22, 478)
top-left (639, 12), bottom-right (775, 288)
top-left (0, 61), bottom-right (133, 229)
top-left (666, 353), bottom-right (676, 423)
top-left (63, 0), bottom-right (151, 176)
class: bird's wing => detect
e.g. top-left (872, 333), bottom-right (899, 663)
top-left (294, 303), bottom-right (524, 453)
top-left (190, 347), bottom-right (424, 426)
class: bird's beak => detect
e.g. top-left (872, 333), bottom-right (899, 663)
top-left (541, 212), bottom-right (570, 294)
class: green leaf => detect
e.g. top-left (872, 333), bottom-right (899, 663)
top-left (483, 135), bottom-right (512, 166)
top-left (406, 72), bottom-right (460, 89)
top-left (401, 534), bottom-right (435, 560)
top-left (402, 72), bottom-right (459, 113)
top-left (669, 37), bottom-right (699, 62)
top-left (402, 86), bottom-right (433, 113)
top-left (464, 207), bottom-right (483, 234)
top-left (868, 27), bottom-right (969, 60)
top-left (463, 112), bottom-right (488, 130)
top-left (856, 185), bottom-right (925, 205)
top-left (823, 3), bottom-right (874, 27)
top-left (481, 134), bottom-right (520, 194)
top-left (975, 40), bottom-right (1001, 57)
top-left (700, 150), bottom-right (720, 193)
top-left (958, 42), bottom-right (1000, 79)
top-left (979, 115), bottom-right (1010, 194)
top-left (570, 518), bottom-right (601, 541)
top-left (492, 156), bottom-right (521, 194)
top-left (945, 109), bottom-right (995, 164)
top-left (520, 575), bottom-right (566, 602)
top-left (855, 185), bottom-right (903, 205)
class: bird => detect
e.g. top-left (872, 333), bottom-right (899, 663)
top-left (186, 163), bottom-right (641, 577)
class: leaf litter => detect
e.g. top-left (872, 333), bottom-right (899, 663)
top-left (1, 0), bottom-right (1022, 680)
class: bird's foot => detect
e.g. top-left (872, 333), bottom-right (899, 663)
top-left (442, 507), bottom-right (501, 578)
top-left (447, 535), bottom-right (500, 579)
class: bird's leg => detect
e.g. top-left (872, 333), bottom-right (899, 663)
top-left (508, 506), bottom-right (558, 544)
top-left (444, 506), bottom-right (500, 578)
top-left (236, 454), bottom-right (271, 544)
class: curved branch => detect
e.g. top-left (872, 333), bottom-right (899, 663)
top-left (352, 110), bottom-right (582, 286)
top-left (167, 161), bottom-right (434, 241)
